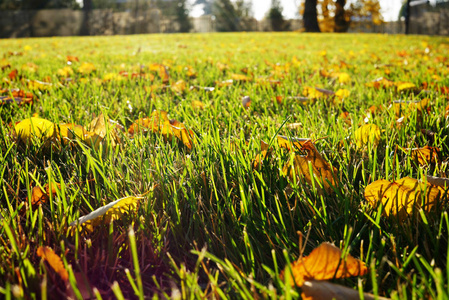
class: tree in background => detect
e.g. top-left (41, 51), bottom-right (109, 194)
top-left (268, 0), bottom-right (290, 31)
top-left (0, 0), bottom-right (79, 10)
top-left (175, 0), bottom-right (192, 32)
top-left (303, 0), bottom-right (321, 32)
top-left (213, 0), bottom-right (253, 31)
top-left (300, 0), bottom-right (382, 32)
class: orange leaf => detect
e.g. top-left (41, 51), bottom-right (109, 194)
top-left (405, 145), bottom-right (439, 166)
top-left (279, 137), bottom-right (338, 194)
top-left (242, 96), bottom-right (251, 108)
top-left (283, 243), bottom-right (367, 287)
top-left (36, 246), bottom-right (68, 281)
top-left (31, 182), bottom-right (60, 206)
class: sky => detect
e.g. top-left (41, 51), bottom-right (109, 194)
top-left (189, 0), bottom-right (404, 22)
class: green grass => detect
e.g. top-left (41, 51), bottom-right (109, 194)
top-left (1, 32), bottom-right (449, 299)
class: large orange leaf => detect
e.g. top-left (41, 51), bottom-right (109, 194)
top-left (364, 177), bottom-right (443, 219)
top-left (36, 246), bottom-right (68, 281)
top-left (283, 243), bottom-right (367, 287)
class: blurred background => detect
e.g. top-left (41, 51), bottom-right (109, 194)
top-left (0, 0), bottom-right (447, 38)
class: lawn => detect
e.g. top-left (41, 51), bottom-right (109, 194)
top-left (1, 32), bottom-right (449, 299)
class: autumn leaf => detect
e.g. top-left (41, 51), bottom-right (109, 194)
top-left (37, 246), bottom-right (69, 281)
top-left (31, 182), bottom-right (60, 206)
top-left (403, 145), bottom-right (439, 166)
top-left (128, 110), bottom-right (194, 150)
top-left (231, 73), bottom-right (251, 82)
top-left (365, 77), bottom-right (394, 89)
top-left (253, 140), bottom-right (271, 169)
top-left (354, 124), bottom-right (381, 149)
top-left (392, 98), bottom-right (429, 117)
top-left (149, 63), bottom-right (169, 83)
top-left (191, 100), bottom-right (205, 110)
top-left (78, 62), bottom-right (96, 75)
top-left (282, 243), bottom-right (367, 287)
top-left (242, 96), bottom-right (251, 108)
top-left (0, 89), bottom-right (34, 106)
top-left (171, 79), bottom-right (187, 93)
top-left (279, 137), bottom-right (338, 194)
top-left (69, 196), bottom-right (143, 233)
top-left (364, 177), bottom-right (444, 220)
top-left (14, 117), bottom-right (57, 145)
top-left (88, 113), bottom-right (124, 147)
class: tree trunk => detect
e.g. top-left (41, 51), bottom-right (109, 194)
top-left (80, 0), bottom-right (93, 36)
top-left (405, 0), bottom-right (411, 34)
top-left (334, 0), bottom-right (349, 32)
top-left (303, 0), bottom-right (320, 32)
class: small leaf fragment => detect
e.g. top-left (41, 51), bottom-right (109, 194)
top-left (37, 246), bottom-right (68, 281)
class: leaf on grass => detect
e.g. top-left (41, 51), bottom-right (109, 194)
top-left (242, 96), bottom-right (251, 108)
top-left (364, 177), bottom-right (444, 220)
top-left (279, 136), bottom-right (338, 194)
top-left (301, 280), bottom-right (389, 300)
top-left (253, 140), bottom-right (270, 169)
top-left (426, 175), bottom-right (449, 190)
top-left (14, 117), bottom-right (57, 144)
top-left (78, 62), bottom-right (96, 75)
top-left (354, 124), bottom-right (381, 149)
top-left (36, 246), bottom-right (68, 281)
top-left (31, 182), bottom-right (60, 206)
top-left (405, 145), bottom-right (439, 166)
top-left (128, 110), bottom-right (194, 150)
top-left (70, 196), bottom-right (143, 232)
top-left (365, 77), bottom-right (394, 89)
top-left (0, 89), bottom-right (34, 106)
top-left (282, 243), bottom-right (367, 287)
top-left (88, 113), bottom-right (123, 147)
top-left (231, 73), bottom-right (251, 82)
top-left (396, 82), bottom-right (416, 92)
top-left (171, 79), bottom-right (187, 93)
top-left (392, 98), bottom-right (429, 117)
top-left (149, 63), bottom-right (170, 83)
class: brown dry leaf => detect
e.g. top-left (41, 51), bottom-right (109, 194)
top-left (242, 96), bottom-right (251, 108)
top-left (426, 175), bottom-right (449, 190)
top-left (149, 63), bottom-right (170, 83)
top-left (0, 88), bottom-right (34, 106)
top-left (171, 79), bottom-right (187, 93)
top-left (31, 182), bottom-right (60, 206)
top-left (364, 177), bottom-right (444, 220)
top-left (279, 137), bottom-right (338, 194)
top-left (405, 145), bottom-right (440, 166)
top-left (36, 246), bottom-right (69, 281)
top-left (282, 243), bottom-right (367, 287)
top-left (128, 110), bottom-right (194, 150)
top-left (301, 280), bottom-right (389, 300)
top-left (88, 113), bottom-right (123, 147)
top-left (253, 140), bottom-right (271, 169)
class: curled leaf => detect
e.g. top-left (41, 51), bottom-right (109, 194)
top-left (70, 196), bottom-right (143, 233)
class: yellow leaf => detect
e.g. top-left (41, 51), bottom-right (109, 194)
top-left (57, 66), bottom-right (73, 77)
top-left (397, 82), bottom-right (416, 92)
top-left (14, 117), bottom-right (57, 144)
top-left (88, 113), bottom-right (123, 147)
top-left (70, 196), bottom-right (143, 232)
top-left (37, 246), bottom-right (68, 281)
top-left (404, 145), bottom-right (439, 166)
top-left (191, 100), bottom-right (205, 110)
top-left (78, 62), bottom-right (96, 75)
top-left (337, 72), bottom-right (351, 84)
top-left (364, 177), bottom-right (443, 220)
top-left (354, 124), bottom-right (381, 149)
top-left (335, 89), bottom-right (350, 99)
top-left (282, 243), bottom-right (367, 287)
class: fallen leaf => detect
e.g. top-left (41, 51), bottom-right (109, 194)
top-left (404, 145), bottom-right (439, 166)
top-left (14, 117), bottom-right (57, 145)
top-left (364, 177), bottom-right (444, 220)
top-left (69, 196), bottom-right (143, 232)
top-left (354, 124), bottom-right (381, 149)
top-left (31, 182), bottom-right (60, 206)
top-left (78, 62), bottom-right (96, 75)
top-left (191, 100), bottom-right (205, 110)
top-left (279, 137), bottom-right (338, 194)
top-left (36, 246), bottom-right (68, 281)
top-left (88, 114), bottom-right (123, 147)
top-left (242, 96), bottom-right (251, 108)
top-left (282, 243), bottom-right (367, 287)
